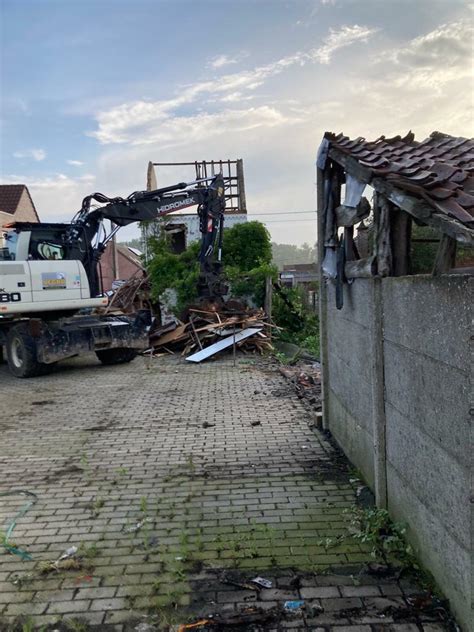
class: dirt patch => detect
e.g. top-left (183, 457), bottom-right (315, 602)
top-left (43, 463), bottom-right (84, 482)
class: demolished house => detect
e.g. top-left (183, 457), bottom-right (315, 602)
top-left (316, 131), bottom-right (473, 629)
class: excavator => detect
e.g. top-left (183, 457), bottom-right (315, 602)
top-left (0, 174), bottom-right (226, 377)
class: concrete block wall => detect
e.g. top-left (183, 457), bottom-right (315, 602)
top-left (325, 280), bottom-right (376, 487)
top-left (324, 274), bottom-right (473, 630)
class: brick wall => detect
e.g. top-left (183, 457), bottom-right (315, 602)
top-left (99, 244), bottom-right (144, 292)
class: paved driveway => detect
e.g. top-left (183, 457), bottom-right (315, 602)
top-left (0, 354), bottom-right (449, 631)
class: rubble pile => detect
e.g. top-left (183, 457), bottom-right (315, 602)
top-left (149, 301), bottom-right (274, 360)
top-left (102, 273), bottom-right (155, 315)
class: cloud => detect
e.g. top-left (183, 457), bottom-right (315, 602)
top-left (13, 148), bottom-right (46, 161)
top-left (90, 25), bottom-right (377, 145)
top-left (67, 159), bottom-right (84, 166)
top-left (0, 173), bottom-right (95, 222)
top-left (207, 53), bottom-right (247, 69)
top-left (311, 24), bottom-right (380, 64)
top-left (374, 19), bottom-right (473, 91)
top-left (99, 106), bottom-right (293, 148)
top-left (322, 19), bottom-right (474, 138)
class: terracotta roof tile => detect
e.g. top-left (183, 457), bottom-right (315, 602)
top-left (324, 130), bottom-right (474, 227)
top-left (0, 184), bottom-right (25, 214)
top-left (0, 184), bottom-right (40, 222)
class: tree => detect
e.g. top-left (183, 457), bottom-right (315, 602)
top-left (222, 221), bottom-right (273, 271)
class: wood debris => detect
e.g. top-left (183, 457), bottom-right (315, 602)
top-left (149, 301), bottom-right (275, 360)
top-left (101, 272), bottom-right (157, 315)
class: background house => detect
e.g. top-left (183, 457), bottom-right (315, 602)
top-left (279, 263), bottom-right (318, 288)
top-left (100, 242), bottom-right (145, 292)
top-left (143, 159), bottom-right (247, 256)
top-left (0, 184), bottom-right (40, 228)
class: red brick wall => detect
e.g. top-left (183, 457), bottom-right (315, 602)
top-left (99, 243), bottom-right (143, 292)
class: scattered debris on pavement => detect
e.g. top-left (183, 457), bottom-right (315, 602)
top-left (278, 362), bottom-right (322, 412)
top-left (251, 576), bottom-right (272, 588)
top-left (283, 599), bottom-right (305, 613)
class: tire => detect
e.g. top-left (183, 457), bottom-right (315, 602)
top-left (95, 347), bottom-right (137, 366)
top-left (6, 323), bottom-right (49, 378)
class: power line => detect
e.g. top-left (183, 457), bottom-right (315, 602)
top-left (257, 218), bottom-right (317, 223)
top-left (249, 211), bottom-right (316, 216)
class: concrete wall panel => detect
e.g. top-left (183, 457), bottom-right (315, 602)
top-left (325, 273), bottom-right (472, 630)
top-left (385, 401), bottom-right (470, 549)
top-left (328, 389), bottom-right (375, 486)
top-left (387, 463), bottom-right (470, 625)
top-left (384, 340), bottom-right (470, 468)
top-left (382, 275), bottom-right (471, 369)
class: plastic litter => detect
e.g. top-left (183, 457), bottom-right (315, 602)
top-left (123, 517), bottom-right (153, 533)
top-left (58, 545), bottom-right (78, 561)
top-left (284, 600), bottom-right (305, 613)
top-left (251, 576), bottom-right (272, 588)
top-left (177, 621), bottom-right (209, 632)
top-left (135, 624), bottom-right (157, 632)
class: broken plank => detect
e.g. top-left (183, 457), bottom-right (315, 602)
top-left (152, 324), bottom-right (188, 347)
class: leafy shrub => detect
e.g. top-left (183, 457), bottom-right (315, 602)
top-left (273, 285), bottom-right (320, 358)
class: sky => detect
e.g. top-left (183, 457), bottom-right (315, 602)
top-left (1, 0), bottom-right (473, 245)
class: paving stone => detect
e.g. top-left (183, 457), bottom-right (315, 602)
top-left (47, 599), bottom-right (91, 614)
top-left (259, 588), bottom-right (300, 601)
top-left (333, 626), bottom-right (372, 632)
top-left (320, 597), bottom-right (364, 611)
top-left (74, 586), bottom-right (117, 600)
top-left (5, 601), bottom-right (48, 616)
top-left (341, 585), bottom-right (381, 597)
top-left (300, 586), bottom-right (340, 598)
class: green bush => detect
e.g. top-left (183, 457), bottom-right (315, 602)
top-left (147, 237), bottom-right (201, 314)
top-left (273, 285), bottom-right (320, 358)
top-left (222, 221), bottom-right (273, 271)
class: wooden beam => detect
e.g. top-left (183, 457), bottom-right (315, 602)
top-left (372, 178), bottom-right (473, 245)
top-left (370, 278), bottom-right (388, 509)
top-left (264, 275), bottom-right (273, 339)
top-left (375, 194), bottom-right (392, 277)
top-left (432, 235), bottom-right (457, 275)
top-left (335, 197), bottom-right (371, 227)
top-left (317, 166), bottom-right (330, 430)
top-left (426, 213), bottom-right (474, 246)
top-left (328, 147), bottom-right (372, 184)
top-left (236, 158), bottom-right (247, 213)
top-left (390, 207), bottom-right (411, 276)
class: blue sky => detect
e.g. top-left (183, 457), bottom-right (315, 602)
top-left (1, 0), bottom-right (472, 244)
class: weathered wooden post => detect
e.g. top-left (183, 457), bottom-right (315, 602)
top-left (370, 192), bottom-right (388, 508)
top-left (264, 276), bottom-right (273, 341)
top-left (317, 165), bottom-right (330, 430)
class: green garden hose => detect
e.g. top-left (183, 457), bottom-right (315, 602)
top-left (0, 490), bottom-right (38, 560)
